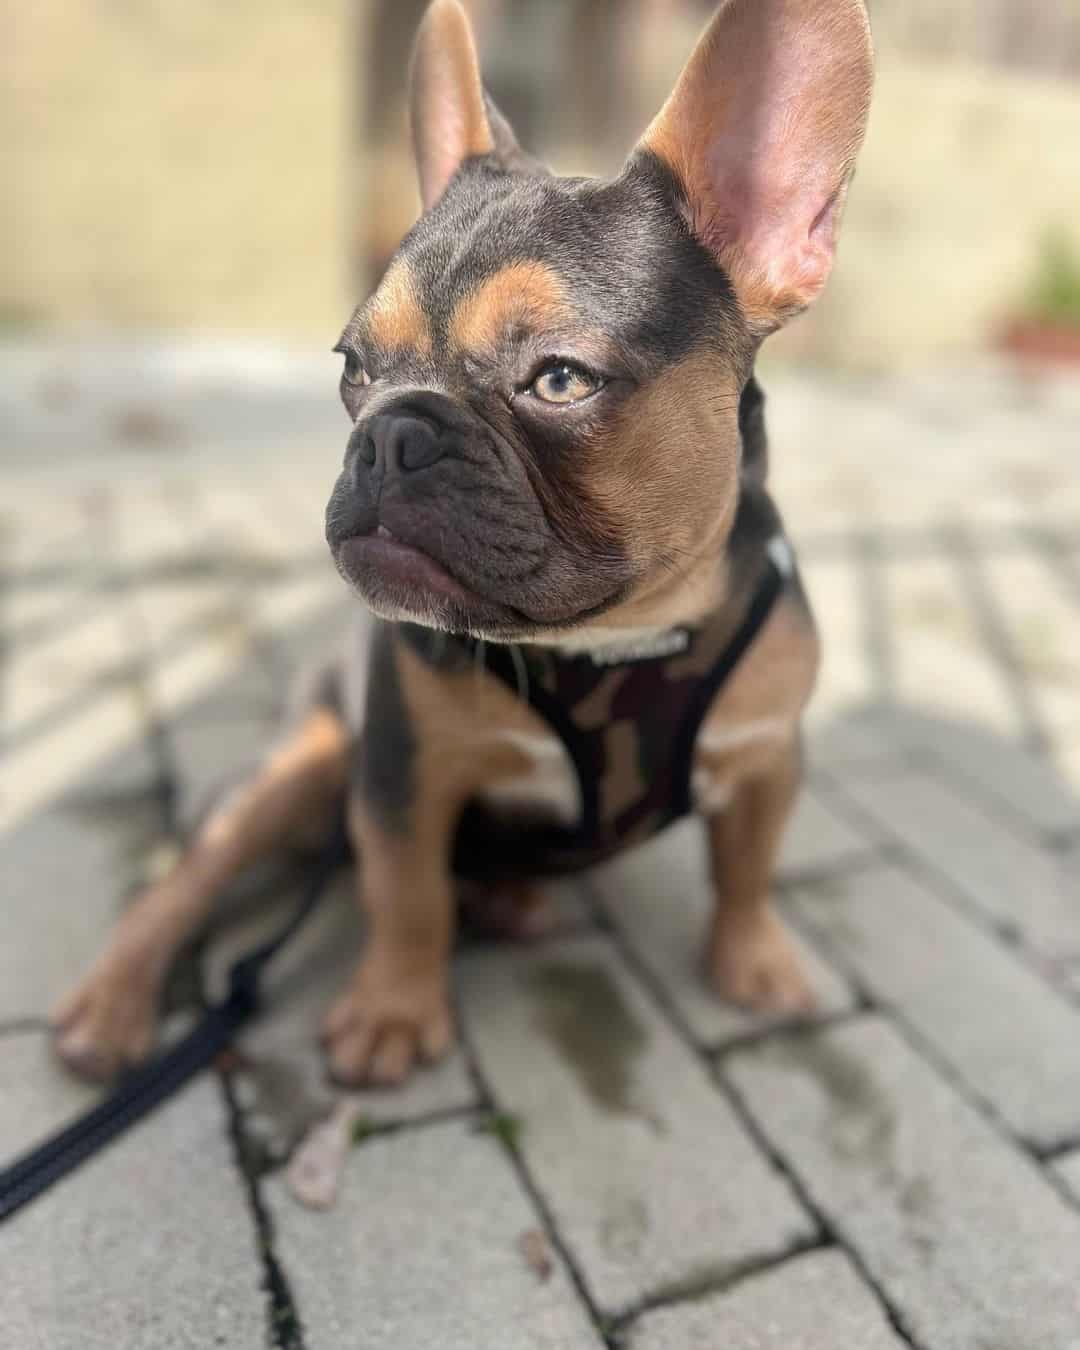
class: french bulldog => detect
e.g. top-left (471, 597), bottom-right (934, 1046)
top-left (53, 0), bottom-right (873, 1089)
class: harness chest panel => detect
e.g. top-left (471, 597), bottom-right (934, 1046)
top-left (448, 548), bottom-right (787, 878)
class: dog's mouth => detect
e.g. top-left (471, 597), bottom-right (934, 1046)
top-left (339, 527), bottom-right (471, 603)
top-left (333, 527), bottom-right (533, 635)
top-left (332, 525), bottom-right (627, 639)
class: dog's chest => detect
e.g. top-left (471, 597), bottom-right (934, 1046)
top-left (474, 722), bottom-right (775, 826)
top-left (476, 731), bottom-right (581, 825)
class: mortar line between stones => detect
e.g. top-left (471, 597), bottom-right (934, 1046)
top-left (105, 504), bottom-right (317, 1338)
top-left (810, 778), bottom-right (1080, 1200)
top-left (903, 744), bottom-right (1066, 851)
top-left (0, 516), bottom-right (10, 757)
top-left (0, 1018), bottom-right (52, 1038)
top-left (8, 589), bottom-right (112, 653)
top-left (190, 507), bottom-right (290, 717)
top-left (814, 765), bottom-right (1080, 1012)
top-left (873, 732), bottom-right (1079, 864)
top-left (606, 1235), bottom-right (829, 1337)
top-left (779, 866), bottom-right (1080, 1168)
top-left (794, 520), bottom-right (1080, 565)
top-left (97, 505), bottom-right (183, 840)
top-left (845, 993), bottom-right (1080, 1214)
top-left (939, 523), bottom-right (1051, 755)
top-left (718, 1064), bottom-right (926, 1350)
top-left (1024, 523), bottom-right (1080, 615)
top-left (218, 1067), bottom-right (309, 1350)
top-left (575, 875), bottom-right (922, 1349)
top-left (5, 548), bottom-right (325, 669)
top-left (3, 550), bottom-right (326, 597)
top-left (452, 987), bottom-right (619, 1348)
top-left (6, 591), bottom-right (278, 758)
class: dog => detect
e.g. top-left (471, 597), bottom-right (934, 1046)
top-left (52, 0), bottom-right (873, 1088)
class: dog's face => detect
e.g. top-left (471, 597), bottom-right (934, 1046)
top-left (327, 0), bottom-right (872, 640)
top-left (328, 160), bottom-right (743, 638)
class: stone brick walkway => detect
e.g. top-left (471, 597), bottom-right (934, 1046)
top-left (2, 344), bottom-right (1078, 1348)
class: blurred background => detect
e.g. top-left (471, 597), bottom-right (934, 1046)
top-left (7, 0), bottom-right (1080, 362)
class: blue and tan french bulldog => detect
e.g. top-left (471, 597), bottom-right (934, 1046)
top-left (54, 0), bottom-right (873, 1088)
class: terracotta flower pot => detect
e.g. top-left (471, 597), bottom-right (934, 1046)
top-left (999, 318), bottom-right (1080, 366)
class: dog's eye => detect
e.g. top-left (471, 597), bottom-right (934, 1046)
top-left (529, 362), bottom-right (599, 405)
top-left (341, 352), bottom-right (372, 388)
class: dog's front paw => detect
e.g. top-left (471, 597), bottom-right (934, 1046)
top-left (320, 951), bottom-right (454, 1088)
top-left (50, 958), bottom-right (160, 1082)
top-left (708, 908), bottom-right (817, 1016)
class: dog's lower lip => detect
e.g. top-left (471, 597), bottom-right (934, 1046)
top-left (337, 532), bottom-right (474, 604)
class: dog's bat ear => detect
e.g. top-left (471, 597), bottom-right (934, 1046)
top-left (409, 0), bottom-right (541, 212)
top-left (410, 0), bottom-right (492, 211)
top-left (483, 91), bottom-right (549, 181)
top-left (634, 0), bottom-right (873, 333)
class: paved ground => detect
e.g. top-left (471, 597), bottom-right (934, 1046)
top-left (2, 341), bottom-right (1079, 1348)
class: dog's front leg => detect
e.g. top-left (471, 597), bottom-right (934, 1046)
top-left (703, 741), bottom-right (816, 1014)
top-left (52, 706), bottom-right (348, 1081)
top-left (321, 788), bottom-right (457, 1088)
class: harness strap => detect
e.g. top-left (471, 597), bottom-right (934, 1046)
top-left (0, 826), bottom-right (350, 1225)
top-left (670, 550), bottom-right (786, 815)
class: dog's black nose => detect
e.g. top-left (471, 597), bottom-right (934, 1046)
top-left (357, 409), bottom-right (446, 477)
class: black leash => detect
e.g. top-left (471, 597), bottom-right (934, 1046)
top-left (0, 828), bottom-right (349, 1225)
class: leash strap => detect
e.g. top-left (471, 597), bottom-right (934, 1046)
top-left (0, 829), bottom-right (349, 1225)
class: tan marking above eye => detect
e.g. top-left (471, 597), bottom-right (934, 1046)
top-left (365, 258), bottom-right (433, 355)
top-left (449, 261), bottom-right (569, 354)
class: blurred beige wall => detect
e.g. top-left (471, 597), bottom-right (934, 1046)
top-left (6, 0), bottom-right (354, 337)
top-left (6, 0), bottom-right (1080, 368)
top-left (772, 54), bottom-right (1080, 369)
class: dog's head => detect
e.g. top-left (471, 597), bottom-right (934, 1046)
top-left (327, 0), bottom-right (872, 640)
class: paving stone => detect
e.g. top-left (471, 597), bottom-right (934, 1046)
top-left (139, 576), bottom-right (341, 729)
top-left (1053, 738), bottom-right (1080, 810)
top-left (7, 602), bottom-right (132, 738)
top-left (726, 1017), bottom-right (1080, 1350)
top-left (0, 741), bottom-right (163, 1018)
top-left (205, 877), bottom-right (477, 1159)
top-left (461, 935), bottom-right (814, 1316)
top-left (266, 1120), bottom-right (602, 1349)
top-left (0, 1033), bottom-right (101, 1160)
top-left (798, 556), bottom-right (877, 723)
top-left (1053, 1149), bottom-right (1080, 1204)
top-left (981, 551), bottom-right (1080, 739)
top-left (780, 787), bottom-right (877, 877)
top-left (7, 576), bottom-right (94, 646)
top-left (589, 821), bottom-right (852, 1048)
top-left (917, 717), bottom-right (1080, 835)
top-left (626, 1249), bottom-right (907, 1350)
top-left (848, 766), bottom-right (1080, 959)
top-left (1061, 956), bottom-right (1080, 1000)
top-left (817, 703), bottom-right (1080, 837)
top-left (1, 683), bottom-right (154, 832)
top-left (169, 703), bottom-right (278, 834)
top-left (0, 1034), bottom-right (266, 1350)
top-left (805, 703), bottom-right (913, 772)
top-left (888, 555), bottom-right (1021, 737)
top-left (791, 861), bottom-right (1080, 1150)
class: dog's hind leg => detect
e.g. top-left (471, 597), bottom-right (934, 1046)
top-left (52, 705), bottom-right (349, 1082)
